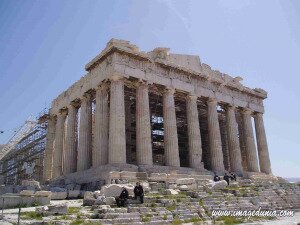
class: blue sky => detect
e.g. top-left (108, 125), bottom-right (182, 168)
top-left (0, 0), bottom-right (299, 177)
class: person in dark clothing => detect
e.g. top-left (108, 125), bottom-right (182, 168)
top-left (223, 173), bottom-right (230, 185)
top-left (213, 172), bottom-right (221, 182)
top-left (134, 182), bottom-right (144, 204)
top-left (116, 187), bottom-right (129, 207)
top-left (230, 172), bottom-right (237, 181)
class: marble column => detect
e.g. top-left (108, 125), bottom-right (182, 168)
top-left (207, 98), bottom-right (225, 173)
top-left (77, 93), bottom-right (92, 171)
top-left (242, 108), bottom-right (259, 172)
top-left (43, 116), bottom-right (56, 181)
top-left (108, 77), bottom-right (126, 164)
top-left (163, 88), bottom-right (180, 167)
top-left (63, 103), bottom-right (78, 175)
top-left (226, 105), bottom-right (243, 175)
top-left (186, 95), bottom-right (203, 169)
top-left (254, 113), bottom-right (272, 174)
top-left (93, 83), bottom-right (109, 167)
top-left (52, 110), bottom-right (67, 178)
top-left (136, 82), bottom-right (153, 165)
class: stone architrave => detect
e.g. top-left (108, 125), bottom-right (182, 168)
top-left (226, 105), bottom-right (243, 175)
top-left (242, 108), bottom-right (259, 172)
top-left (63, 103), bottom-right (78, 175)
top-left (52, 110), bottom-right (67, 178)
top-left (163, 88), bottom-right (180, 167)
top-left (207, 98), bottom-right (225, 173)
top-left (254, 113), bottom-right (272, 174)
top-left (186, 95), bottom-right (203, 169)
top-left (77, 93), bottom-right (92, 171)
top-left (43, 116), bottom-right (56, 181)
top-left (93, 83), bottom-right (109, 167)
top-left (108, 76), bottom-right (126, 164)
top-left (136, 82), bottom-right (153, 165)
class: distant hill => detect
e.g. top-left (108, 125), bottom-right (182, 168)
top-left (285, 177), bottom-right (300, 183)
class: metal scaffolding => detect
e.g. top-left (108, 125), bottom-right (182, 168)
top-left (0, 116), bottom-right (47, 185)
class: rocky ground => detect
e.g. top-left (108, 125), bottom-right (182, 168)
top-left (0, 177), bottom-right (299, 225)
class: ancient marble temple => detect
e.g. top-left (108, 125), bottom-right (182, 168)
top-left (43, 39), bottom-right (272, 183)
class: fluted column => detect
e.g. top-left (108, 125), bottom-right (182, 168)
top-left (242, 108), bottom-right (259, 172)
top-left (163, 88), bottom-right (180, 167)
top-left (77, 93), bottom-right (92, 171)
top-left (136, 82), bottom-right (153, 165)
top-left (108, 77), bottom-right (126, 164)
top-left (93, 83), bottom-right (109, 167)
top-left (63, 103), bottom-right (78, 175)
top-left (52, 110), bottom-right (67, 178)
top-left (207, 98), bottom-right (225, 173)
top-left (226, 105), bottom-right (243, 175)
top-left (254, 113), bottom-right (272, 174)
top-left (43, 116), bottom-right (56, 181)
top-left (186, 95), bottom-right (203, 169)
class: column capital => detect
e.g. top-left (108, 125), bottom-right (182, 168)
top-left (164, 87), bottom-right (175, 95)
top-left (254, 111), bottom-right (263, 117)
top-left (96, 82), bottom-right (109, 91)
top-left (136, 79), bottom-right (149, 87)
top-left (48, 114), bottom-right (57, 121)
top-left (242, 108), bottom-right (253, 115)
top-left (82, 92), bottom-right (92, 100)
top-left (226, 104), bottom-right (236, 110)
top-left (207, 97), bottom-right (218, 105)
top-left (70, 98), bottom-right (81, 108)
top-left (58, 108), bottom-right (68, 116)
top-left (186, 94), bottom-right (198, 101)
top-left (110, 74), bottom-right (124, 81)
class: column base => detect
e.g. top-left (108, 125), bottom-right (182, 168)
top-left (138, 164), bottom-right (211, 175)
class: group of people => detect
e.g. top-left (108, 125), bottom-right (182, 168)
top-left (213, 172), bottom-right (237, 185)
top-left (115, 182), bottom-right (144, 207)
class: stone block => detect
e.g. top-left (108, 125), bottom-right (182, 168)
top-left (140, 181), bottom-right (151, 192)
top-left (95, 196), bottom-right (106, 205)
top-left (229, 182), bottom-right (239, 188)
top-left (19, 190), bottom-right (35, 196)
top-left (120, 171), bottom-right (137, 180)
top-left (51, 191), bottom-right (67, 200)
top-left (176, 178), bottom-right (196, 185)
top-left (149, 173), bottom-right (167, 182)
top-left (21, 179), bottom-right (41, 189)
top-left (83, 191), bottom-right (96, 206)
top-left (109, 171), bottom-right (121, 180)
top-left (93, 205), bottom-right (111, 214)
top-left (179, 185), bottom-right (189, 191)
top-left (68, 190), bottom-right (80, 198)
top-left (136, 172), bottom-right (148, 180)
top-left (36, 203), bottom-right (67, 215)
top-left (35, 191), bottom-right (52, 197)
top-left (210, 180), bottom-right (228, 190)
top-left (104, 196), bottom-right (116, 205)
top-left (168, 184), bottom-right (177, 189)
top-left (0, 195), bottom-right (50, 209)
top-left (100, 184), bottom-right (134, 197)
top-left (165, 189), bottom-right (179, 195)
top-left (50, 187), bottom-right (67, 192)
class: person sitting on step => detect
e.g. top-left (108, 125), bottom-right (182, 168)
top-left (213, 172), bottom-right (221, 182)
top-left (134, 182), bottom-right (144, 204)
top-left (230, 172), bottom-right (237, 181)
top-left (223, 173), bottom-right (230, 185)
top-left (116, 187), bottom-right (129, 207)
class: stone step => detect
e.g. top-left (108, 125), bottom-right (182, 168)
top-left (99, 217), bottom-right (141, 224)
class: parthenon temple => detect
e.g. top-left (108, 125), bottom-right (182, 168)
top-left (40, 39), bottom-right (272, 184)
